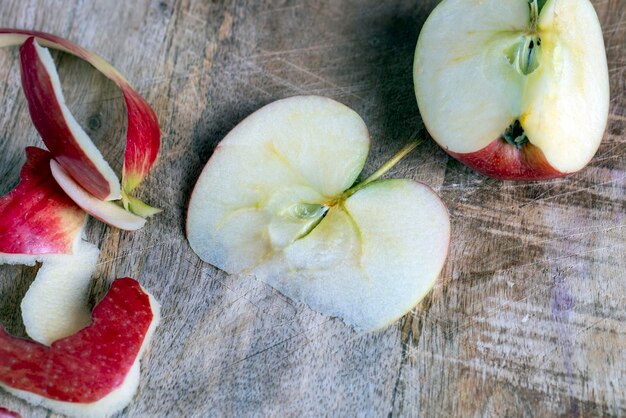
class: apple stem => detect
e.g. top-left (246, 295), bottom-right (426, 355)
top-left (344, 139), bottom-right (422, 198)
top-left (513, 0), bottom-right (542, 76)
top-left (529, 0), bottom-right (539, 31)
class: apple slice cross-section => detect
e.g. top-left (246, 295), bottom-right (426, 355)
top-left (413, 0), bottom-right (610, 179)
top-left (0, 278), bottom-right (160, 418)
top-left (187, 96), bottom-right (451, 332)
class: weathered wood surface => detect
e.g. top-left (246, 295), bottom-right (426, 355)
top-left (0, 0), bottom-right (624, 416)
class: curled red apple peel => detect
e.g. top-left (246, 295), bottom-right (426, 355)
top-left (0, 30), bottom-right (161, 206)
top-left (0, 147), bottom-right (86, 261)
top-left (16, 36), bottom-right (160, 225)
top-left (19, 37), bottom-right (121, 201)
top-left (0, 278), bottom-right (160, 418)
top-left (0, 31), bottom-right (162, 415)
top-left (0, 32), bottom-right (160, 227)
top-left (0, 148), bottom-right (99, 344)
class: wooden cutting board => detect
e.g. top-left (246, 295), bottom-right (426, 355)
top-left (0, 0), bottom-right (624, 416)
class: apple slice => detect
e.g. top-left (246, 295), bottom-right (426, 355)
top-left (0, 147), bottom-right (86, 264)
top-left (413, 0), bottom-right (610, 180)
top-left (0, 278), bottom-right (160, 418)
top-left (187, 96), bottom-right (450, 332)
top-left (0, 30), bottom-right (160, 221)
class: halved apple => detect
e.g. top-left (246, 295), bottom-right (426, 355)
top-left (0, 278), bottom-right (160, 418)
top-left (413, 0), bottom-right (610, 179)
top-left (187, 96), bottom-right (450, 332)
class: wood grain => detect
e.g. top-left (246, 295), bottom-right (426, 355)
top-left (0, 0), bottom-right (624, 417)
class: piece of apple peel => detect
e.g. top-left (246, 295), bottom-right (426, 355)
top-left (0, 30), bottom-right (161, 223)
top-left (0, 147), bottom-right (102, 344)
top-left (0, 151), bottom-right (154, 416)
top-left (187, 96), bottom-right (451, 332)
top-left (19, 37), bottom-right (121, 201)
top-left (0, 278), bottom-right (160, 418)
top-left (413, 0), bottom-right (610, 180)
top-left (0, 147), bottom-right (86, 262)
top-left (0, 407), bottom-right (20, 418)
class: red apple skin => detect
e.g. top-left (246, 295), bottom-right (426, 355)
top-left (446, 137), bottom-right (566, 181)
top-left (19, 37), bottom-right (114, 200)
top-left (0, 147), bottom-right (85, 256)
top-left (0, 407), bottom-right (20, 418)
top-left (120, 86), bottom-right (161, 194)
top-left (0, 278), bottom-right (154, 403)
top-left (0, 30), bottom-right (160, 197)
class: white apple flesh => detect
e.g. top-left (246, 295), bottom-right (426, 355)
top-left (21, 240), bottom-right (100, 346)
top-left (414, 0), bottom-right (610, 179)
top-left (252, 179), bottom-right (450, 331)
top-left (187, 96), bottom-right (450, 332)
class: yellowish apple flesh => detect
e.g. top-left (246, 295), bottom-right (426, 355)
top-left (187, 96), bottom-right (450, 332)
top-left (21, 240), bottom-right (100, 345)
top-left (414, 0), bottom-right (609, 179)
